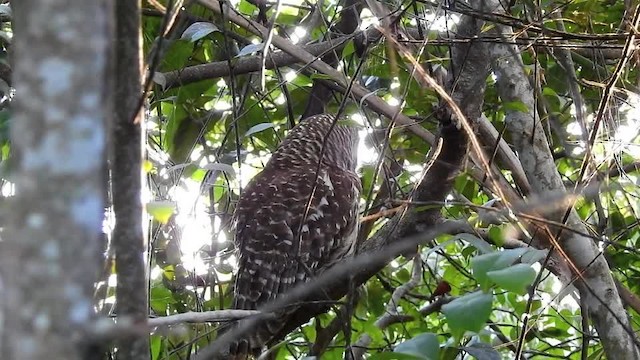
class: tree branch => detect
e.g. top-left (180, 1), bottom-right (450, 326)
top-left (148, 310), bottom-right (265, 327)
top-left (162, 36), bottom-right (352, 89)
top-left (196, 0), bottom-right (437, 144)
top-left (351, 255), bottom-right (423, 360)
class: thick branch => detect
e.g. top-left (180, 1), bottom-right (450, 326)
top-left (162, 37), bottom-right (352, 89)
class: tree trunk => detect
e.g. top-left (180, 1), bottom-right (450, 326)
top-left (112, 0), bottom-right (150, 359)
top-left (1, 0), bottom-right (110, 359)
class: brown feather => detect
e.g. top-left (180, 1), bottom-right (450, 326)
top-left (227, 114), bottom-right (361, 357)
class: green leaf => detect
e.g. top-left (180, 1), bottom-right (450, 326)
top-left (162, 265), bottom-right (175, 281)
top-left (487, 225), bottom-right (504, 247)
top-left (396, 268), bottom-right (411, 283)
top-left (541, 87), bottom-right (558, 97)
top-left (150, 335), bottom-right (163, 360)
top-left (142, 159), bottom-right (154, 173)
top-left (368, 352), bottom-right (424, 360)
top-left (180, 22), bottom-right (219, 42)
top-left (452, 233), bottom-right (494, 254)
top-left (238, 0), bottom-right (258, 14)
top-left (520, 248), bottom-right (547, 264)
top-left (201, 162), bottom-right (236, 177)
top-left (150, 285), bottom-right (174, 314)
top-left (460, 343), bottom-right (500, 360)
top-left (471, 248), bottom-right (528, 290)
top-left (342, 40), bottom-right (356, 58)
top-left (146, 201), bottom-right (176, 224)
top-left (587, 346), bottom-right (605, 360)
top-left (394, 333), bottom-right (440, 360)
top-left (502, 101), bottom-right (529, 113)
top-left (442, 291), bottom-right (493, 338)
top-left (237, 42), bottom-right (265, 57)
top-left (244, 122), bottom-right (277, 137)
top-left (487, 263), bottom-right (536, 295)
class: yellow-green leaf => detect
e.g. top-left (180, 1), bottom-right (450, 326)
top-left (146, 201), bottom-right (176, 224)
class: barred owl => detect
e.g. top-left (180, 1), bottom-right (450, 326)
top-left (229, 114), bottom-right (361, 357)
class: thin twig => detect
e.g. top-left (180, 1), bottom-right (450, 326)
top-left (351, 255), bottom-right (423, 360)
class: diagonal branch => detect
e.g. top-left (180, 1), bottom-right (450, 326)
top-left (162, 36), bottom-right (353, 89)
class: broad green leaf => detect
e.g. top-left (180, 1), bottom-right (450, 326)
top-left (150, 285), bottom-right (174, 315)
top-left (521, 248), bottom-right (547, 264)
top-left (237, 42), bottom-right (265, 57)
top-left (487, 263), bottom-right (536, 295)
top-left (460, 343), bottom-right (500, 360)
top-left (238, 0), bottom-right (258, 14)
top-left (342, 40), bottom-right (356, 58)
top-left (146, 200), bottom-right (176, 224)
top-left (201, 162), bottom-right (236, 177)
top-left (452, 233), bottom-right (494, 254)
top-left (281, 4), bottom-right (300, 16)
top-left (542, 87), bottom-right (558, 97)
top-left (442, 291), bottom-right (493, 338)
top-left (394, 333), bottom-right (440, 360)
top-left (368, 352), bottom-right (424, 360)
top-left (587, 346), bottom-right (605, 360)
top-left (244, 122), bottom-right (276, 137)
top-left (396, 268), bottom-right (411, 283)
top-left (471, 248), bottom-right (528, 290)
top-left (181, 22), bottom-right (219, 42)
top-left (162, 265), bottom-right (175, 281)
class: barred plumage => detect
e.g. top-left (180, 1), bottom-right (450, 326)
top-left (229, 114), bottom-right (361, 357)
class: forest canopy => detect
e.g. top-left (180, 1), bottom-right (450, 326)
top-left (1, 0), bottom-right (640, 360)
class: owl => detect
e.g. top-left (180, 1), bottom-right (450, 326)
top-left (228, 114), bottom-right (361, 357)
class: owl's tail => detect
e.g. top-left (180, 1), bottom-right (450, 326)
top-left (219, 273), bottom-right (301, 357)
top-left (209, 308), bottom-right (291, 359)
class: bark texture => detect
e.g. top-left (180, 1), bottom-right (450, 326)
top-left (1, 1), bottom-right (109, 359)
top-left (112, 0), bottom-right (149, 359)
